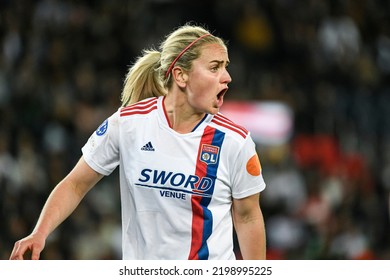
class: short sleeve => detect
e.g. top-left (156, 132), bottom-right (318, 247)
top-left (231, 136), bottom-right (266, 199)
top-left (81, 110), bottom-right (120, 176)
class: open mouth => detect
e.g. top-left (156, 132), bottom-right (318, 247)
top-left (216, 88), bottom-right (228, 108)
top-left (217, 88), bottom-right (228, 100)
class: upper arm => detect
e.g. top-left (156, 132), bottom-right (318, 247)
top-left (64, 156), bottom-right (104, 199)
top-left (232, 193), bottom-right (262, 223)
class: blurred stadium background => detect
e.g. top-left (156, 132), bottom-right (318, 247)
top-left (1, 0), bottom-right (389, 259)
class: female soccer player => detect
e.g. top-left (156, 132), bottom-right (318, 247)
top-left (10, 24), bottom-right (267, 260)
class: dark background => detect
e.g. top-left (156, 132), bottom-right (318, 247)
top-left (1, 0), bottom-right (389, 259)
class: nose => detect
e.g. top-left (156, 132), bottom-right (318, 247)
top-left (222, 68), bottom-right (232, 84)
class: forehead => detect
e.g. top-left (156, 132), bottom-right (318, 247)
top-left (197, 43), bottom-right (229, 61)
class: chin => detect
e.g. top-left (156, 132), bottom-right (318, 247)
top-left (209, 107), bottom-right (220, 115)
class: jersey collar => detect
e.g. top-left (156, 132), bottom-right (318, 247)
top-left (158, 96), bottom-right (212, 133)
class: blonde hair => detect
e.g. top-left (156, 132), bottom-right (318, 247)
top-left (121, 24), bottom-right (227, 107)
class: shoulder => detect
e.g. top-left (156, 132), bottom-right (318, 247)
top-left (210, 112), bottom-right (249, 140)
top-left (119, 97), bottom-right (158, 117)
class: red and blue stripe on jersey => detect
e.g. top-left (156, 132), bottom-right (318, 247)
top-left (188, 126), bottom-right (225, 260)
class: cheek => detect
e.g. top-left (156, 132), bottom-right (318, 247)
top-left (187, 71), bottom-right (216, 105)
top-left (187, 88), bottom-right (211, 112)
top-left (188, 90), bottom-right (206, 107)
top-left (191, 85), bottom-right (212, 104)
top-left (188, 76), bottom-right (210, 99)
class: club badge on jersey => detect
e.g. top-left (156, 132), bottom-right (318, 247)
top-left (200, 144), bottom-right (220, 165)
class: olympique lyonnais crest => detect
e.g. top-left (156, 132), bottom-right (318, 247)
top-left (200, 144), bottom-right (220, 165)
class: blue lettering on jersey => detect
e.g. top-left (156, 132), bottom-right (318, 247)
top-left (159, 190), bottom-right (186, 200)
top-left (137, 169), bottom-right (213, 198)
top-left (96, 119), bottom-right (108, 136)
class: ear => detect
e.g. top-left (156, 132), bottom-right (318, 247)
top-left (172, 67), bottom-right (188, 88)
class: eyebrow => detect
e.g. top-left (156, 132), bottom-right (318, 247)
top-left (210, 59), bottom-right (230, 66)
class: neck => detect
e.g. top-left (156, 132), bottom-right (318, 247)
top-left (163, 94), bottom-right (206, 134)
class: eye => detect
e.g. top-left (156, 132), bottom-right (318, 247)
top-left (210, 61), bottom-right (229, 72)
top-left (210, 64), bottom-right (219, 72)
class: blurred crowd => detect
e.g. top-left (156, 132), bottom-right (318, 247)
top-left (1, 0), bottom-right (389, 259)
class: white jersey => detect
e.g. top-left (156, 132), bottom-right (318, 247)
top-left (82, 96), bottom-right (266, 260)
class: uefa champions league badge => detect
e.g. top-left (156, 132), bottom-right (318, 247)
top-left (96, 119), bottom-right (108, 136)
top-left (200, 144), bottom-right (220, 165)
